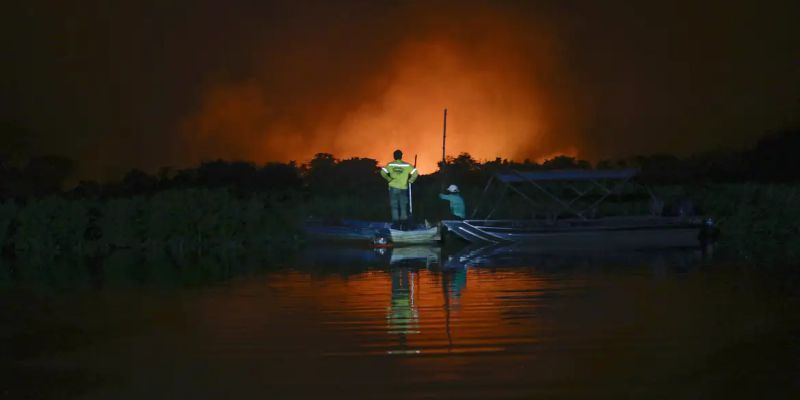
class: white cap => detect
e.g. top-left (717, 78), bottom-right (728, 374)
top-left (447, 184), bottom-right (459, 193)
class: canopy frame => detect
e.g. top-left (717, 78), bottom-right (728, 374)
top-left (470, 168), bottom-right (641, 220)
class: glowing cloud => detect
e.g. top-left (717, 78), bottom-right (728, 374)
top-left (179, 4), bottom-right (580, 172)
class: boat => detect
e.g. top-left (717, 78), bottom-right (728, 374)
top-left (388, 226), bottom-right (441, 244)
top-left (442, 168), bottom-right (716, 248)
top-left (441, 216), bottom-right (709, 249)
top-left (303, 219), bottom-right (440, 245)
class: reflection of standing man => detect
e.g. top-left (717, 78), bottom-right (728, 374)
top-left (380, 150), bottom-right (418, 228)
top-left (388, 268), bottom-right (420, 337)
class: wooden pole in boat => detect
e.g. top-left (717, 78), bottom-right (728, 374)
top-left (441, 108), bottom-right (447, 190)
top-left (442, 108), bottom-right (447, 165)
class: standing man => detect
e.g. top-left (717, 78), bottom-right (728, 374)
top-left (380, 149), bottom-right (418, 228)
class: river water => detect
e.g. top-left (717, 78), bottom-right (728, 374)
top-left (2, 244), bottom-right (799, 399)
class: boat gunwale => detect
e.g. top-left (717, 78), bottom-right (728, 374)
top-left (441, 216), bottom-right (708, 244)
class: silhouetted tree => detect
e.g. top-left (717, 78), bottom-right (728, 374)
top-left (629, 154), bottom-right (686, 184)
top-left (305, 153), bottom-right (338, 193)
top-left (541, 155), bottom-right (589, 170)
top-left (596, 160), bottom-right (614, 169)
top-left (335, 158), bottom-right (382, 193)
top-left (257, 162), bottom-right (302, 189)
top-left (169, 168), bottom-right (197, 189)
top-left (686, 151), bottom-right (746, 182)
top-left (451, 153), bottom-right (478, 171)
top-left (198, 160), bottom-right (258, 189)
top-left (122, 169), bottom-right (158, 194)
top-left (23, 155), bottom-right (77, 195)
top-left (70, 180), bottom-right (102, 198)
top-left (747, 129), bottom-right (800, 181)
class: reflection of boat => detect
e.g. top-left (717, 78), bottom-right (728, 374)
top-left (296, 243), bottom-right (441, 269)
top-left (296, 243), bottom-right (391, 268)
top-left (442, 169), bottom-right (714, 248)
top-left (388, 245), bottom-right (440, 267)
top-left (303, 219), bottom-right (440, 244)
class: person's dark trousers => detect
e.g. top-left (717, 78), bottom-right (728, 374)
top-left (388, 187), bottom-right (409, 222)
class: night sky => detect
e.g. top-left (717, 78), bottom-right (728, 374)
top-left (3, 0), bottom-right (798, 179)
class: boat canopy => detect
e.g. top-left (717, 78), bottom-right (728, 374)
top-left (471, 168), bottom-right (645, 220)
top-left (495, 168), bottom-right (639, 183)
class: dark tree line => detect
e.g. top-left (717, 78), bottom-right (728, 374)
top-left (1, 128), bottom-right (799, 200)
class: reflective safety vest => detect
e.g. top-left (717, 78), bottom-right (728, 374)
top-left (380, 159), bottom-right (418, 189)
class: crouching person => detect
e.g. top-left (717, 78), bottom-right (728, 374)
top-left (439, 184), bottom-right (466, 220)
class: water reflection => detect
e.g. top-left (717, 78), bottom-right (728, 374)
top-left (297, 242), bottom-right (715, 358)
top-left (385, 245), bottom-right (440, 268)
top-left (4, 243), bottom-right (799, 399)
top-left (1, 242), bottom-right (711, 296)
top-left (388, 267), bottom-right (419, 337)
top-left (298, 242), bottom-right (711, 277)
top-left (385, 264), bottom-right (469, 353)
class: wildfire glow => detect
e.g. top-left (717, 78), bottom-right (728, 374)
top-left (316, 39), bottom-right (549, 173)
top-left (180, 8), bottom-right (581, 173)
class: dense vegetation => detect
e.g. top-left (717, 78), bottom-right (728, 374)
top-left (0, 129), bottom-right (798, 262)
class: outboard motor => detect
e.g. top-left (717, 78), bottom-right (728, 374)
top-left (674, 198), bottom-right (696, 217)
top-left (698, 217), bottom-right (720, 244)
top-left (372, 233), bottom-right (392, 248)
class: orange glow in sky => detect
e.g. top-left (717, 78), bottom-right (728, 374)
top-left (313, 40), bottom-right (549, 173)
top-left (180, 15), bottom-right (580, 173)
